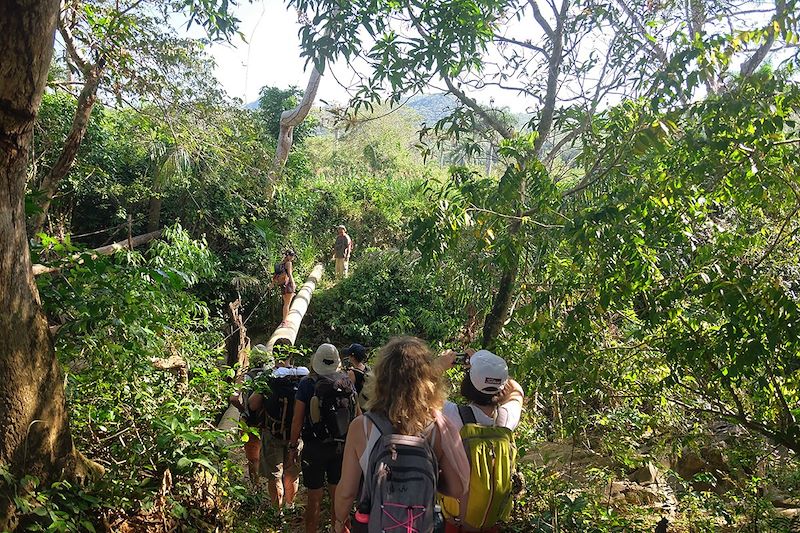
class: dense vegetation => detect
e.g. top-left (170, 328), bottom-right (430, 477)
top-left (2, 0), bottom-right (800, 531)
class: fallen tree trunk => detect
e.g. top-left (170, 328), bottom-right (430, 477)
top-left (217, 263), bottom-right (324, 432)
top-left (265, 262), bottom-right (324, 351)
top-left (32, 230), bottom-right (162, 276)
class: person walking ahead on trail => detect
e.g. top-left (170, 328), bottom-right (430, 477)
top-left (271, 249), bottom-right (296, 325)
top-left (257, 345), bottom-right (309, 512)
top-left (228, 344), bottom-right (274, 486)
top-left (435, 349), bottom-right (525, 533)
top-left (288, 344), bottom-right (359, 533)
top-left (333, 337), bottom-right (470, 533)
top-left (331, 225), bottom-right (353, 278)
top-left (344, 343), bottom-right (370, 411)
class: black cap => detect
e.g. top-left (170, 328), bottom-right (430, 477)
top-left (343, 343), bottom-right (367, 361)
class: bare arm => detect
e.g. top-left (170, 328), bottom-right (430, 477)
top-left (433, 349), bottom-right (458, 374)
top-left (500, 379), bottom-right (524, 406)
top-left (334, 417), bottom-right (366, 529)
top-left (289, 399), bottom-right (305, 446)
top-left (495, 379), bottom-right (524, 429)
top-left (286, 260), bottom-right (295, 286)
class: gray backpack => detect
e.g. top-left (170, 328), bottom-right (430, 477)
top-left (357, 412), bottom-right (439, 533)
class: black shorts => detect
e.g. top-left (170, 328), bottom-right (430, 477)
top-left (300, 440), bottom-right (343, 490)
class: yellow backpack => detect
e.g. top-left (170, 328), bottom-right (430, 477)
top-left (441, 405), bottom-right (517, 529)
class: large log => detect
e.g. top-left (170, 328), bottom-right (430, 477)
top-left (217, 263), bottom-right (324, 433)
top-left (32, 230), bottom-right (162, 276)
top-left (265, 262), bottom-right (324, 352)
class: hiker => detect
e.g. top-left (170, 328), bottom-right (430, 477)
top-left (343, 343), bottom-right (370, 411)
top-left (272, 249), bottom-right (297, 325)
top-left (331, 225), bottom-right (353, 278)
top-left (228, 344), bottom-right (274, 485)
top-left (288, 344), bottom-right (359, 533)
top-left (333, 337), bottom-right (470, 533)
top-left (258, 343), bottom-right (309, 511)
top-left (436, 348), bottom-right (525, 533)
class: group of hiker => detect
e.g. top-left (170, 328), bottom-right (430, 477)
top-left (230, 336), bottom-right (524, 533)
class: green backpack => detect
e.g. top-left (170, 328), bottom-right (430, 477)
top-left (441, 405), bottom-right (517, 529)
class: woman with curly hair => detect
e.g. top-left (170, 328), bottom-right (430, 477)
top-left (332, 337), bottom-right (469, 533)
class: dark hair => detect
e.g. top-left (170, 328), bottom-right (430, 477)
top-left (284, 249), bottom-right (296, 258)
top-left (350, 351), bottom-right (368, 363)
top-left (460, 375), bottom-right (497, 406)
top-left (346, 343), bottom-right (368, 363)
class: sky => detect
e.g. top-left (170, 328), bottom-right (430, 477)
top-left (199, 1), bottom-right (529, 110)
top-left (203, 2), bottom-right (357, 106)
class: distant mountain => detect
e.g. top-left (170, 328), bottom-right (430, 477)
top-left (406, 93), bottom-right (459, 125)
top-left (244, 100), bottom-right (259, 110)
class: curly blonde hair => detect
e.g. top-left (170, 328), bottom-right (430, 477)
top-left (364, 336), bottom-right (445, 435)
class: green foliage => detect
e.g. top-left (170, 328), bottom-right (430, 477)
top-left (507, 463), bottom-right (650, 532)
top-left (27, 226), bottom-right (242, 529)
top-left (303, 249), bottom-right (465, 347)
top-left (307, 105), bottom-right (428, 178)
top-left (257, 85), bottom-right (319, 144)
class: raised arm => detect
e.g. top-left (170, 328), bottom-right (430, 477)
top-left (495, 379), bottom-right (524, 429)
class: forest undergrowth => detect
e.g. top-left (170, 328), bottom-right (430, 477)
top-left (5, 4), bottom-right (800, 527)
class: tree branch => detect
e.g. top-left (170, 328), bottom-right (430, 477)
top-left (614, 0), bottom-right (669, 67)
top-left (494, 35), bottom-right (548, 56)
top-left (442, 75), bottom-right (514, 139)
top-left (528, 0), bottom-right (554, 38)
top-left (269, 66), bottom-right (322, 186)
top-left (533, 0), bottom-right (567, 157)
top-left (58, 18), bottom-right (89, 74)
top-left (740, 0), bottom-right (786, 77)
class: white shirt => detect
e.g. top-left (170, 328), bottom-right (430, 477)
top-left (442, 400), bottom-right (522, 432)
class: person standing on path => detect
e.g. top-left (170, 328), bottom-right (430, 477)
top-left (332, 225), bottom-right (353, 278)
top-left (332, 337), bottom-right (470, 533)
top-left (435, 348), bottom-right (525, 533)
top-left (272, 249), bottom-right (297, 325)
top-left (344, 343), bottom-right (370, 412)
top-left (288, 344), bottom-right (358, 533)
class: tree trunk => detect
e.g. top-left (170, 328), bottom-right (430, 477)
top-left (29, 63), bottom-right (104, 235)
top-left (481, 1), bottom-right (567, 347)
top-left (481, 258), bottom-right (520, 349)
top-left (0, 3), bottom-right (100, 528)
top-left (147, 195), bottom-right (162, 234)
top-left (265, 67), bottom-right (321, 197)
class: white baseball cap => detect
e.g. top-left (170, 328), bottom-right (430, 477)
top-left (312, 343), bottom-right (341, 376)
top-left (469, 350), bottom-right (508, 394)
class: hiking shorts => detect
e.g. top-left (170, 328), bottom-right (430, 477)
top-left (244, 434), bottom-right (261, 463)
top-left (300, 440), bottom-right (343, 490)
top-left (281, 281), bottom-right (296, 295)
top-left (260, 436), bottom-right (300, 480)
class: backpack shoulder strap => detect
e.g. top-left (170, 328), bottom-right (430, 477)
top-left (364, 411), bottom-right (394, 436)
top-left (458, 404), bottom-right (477, 425)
